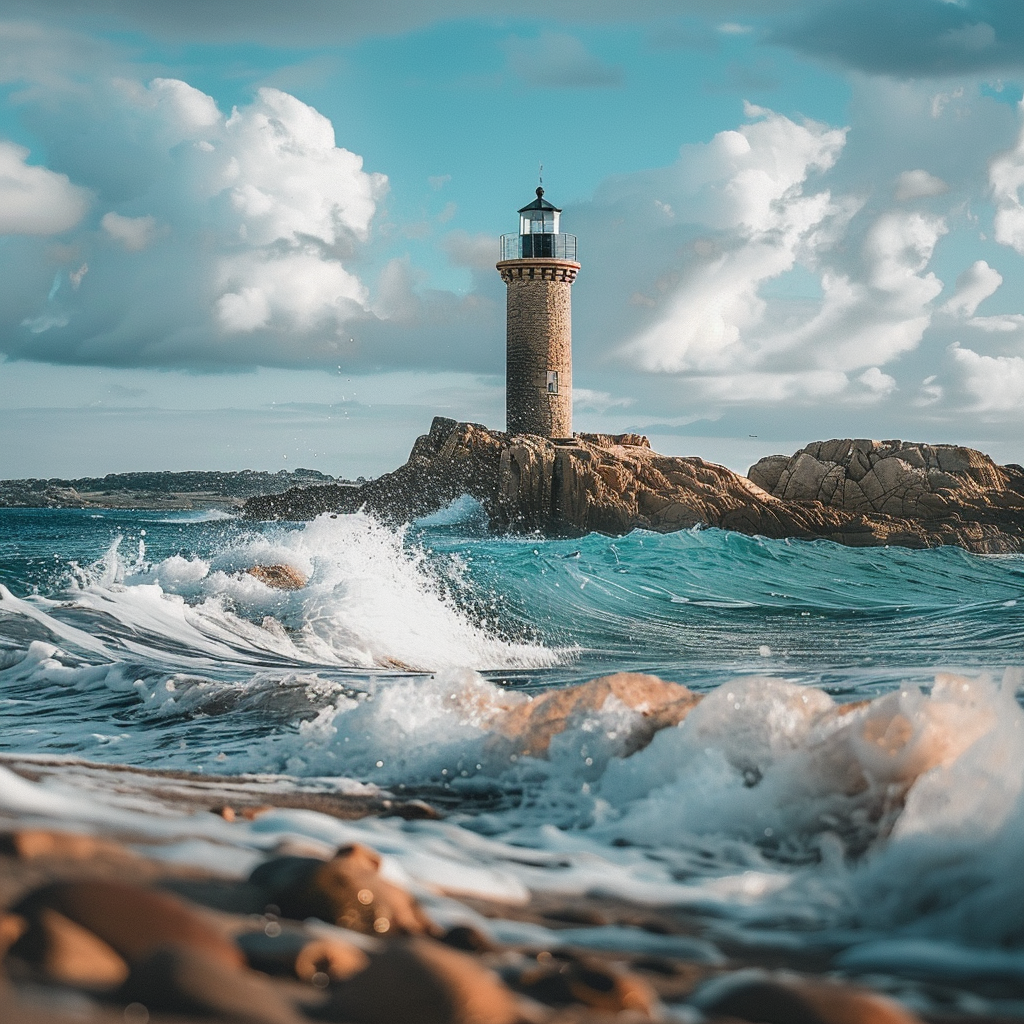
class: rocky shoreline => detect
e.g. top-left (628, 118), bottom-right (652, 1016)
top-left (0, 673), bottom-right (995, 1023)
top-left (244, 418), bottom-right (1024, 554)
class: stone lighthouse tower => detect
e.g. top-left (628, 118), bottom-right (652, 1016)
top-left (497, 187), bottom-right (579, 438)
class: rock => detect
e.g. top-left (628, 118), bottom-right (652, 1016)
top-left (246, 564), bottom-right (309, 589)
top-left (9, 907), bottom-right (129, 988)
top-left (694, 973), bottom-right (922, 1024)
top-left (748, 438), bottom-right (1024, 551)
top-left (236, 928), bottom-right (368, 982)
top-left (119, 945), bottom-right (308, 1024)
top-left (309, 937), bottom-right (520, 1024)
top-left (243, 420), bottom-right (1024, 553)
top-left (496, 673), bottom-right (700, 758)
top-left (249, 843), bottom-right (438, 937)
top-left (10, 880), bottom-right (244, 969)
top-left (512, 954), bottom-right (657, 1016)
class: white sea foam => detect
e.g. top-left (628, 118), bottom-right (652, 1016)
top-left (4, 512), bottom-right (558, 672)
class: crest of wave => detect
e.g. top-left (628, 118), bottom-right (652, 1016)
top-left (83, 512), bottom-right (558, 672)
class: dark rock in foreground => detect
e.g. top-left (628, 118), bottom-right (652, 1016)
top-left (243, 418), bottom-right (1024, 553)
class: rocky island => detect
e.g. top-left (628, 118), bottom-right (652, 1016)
top-left (244, 417), bottom-right (1024, 554)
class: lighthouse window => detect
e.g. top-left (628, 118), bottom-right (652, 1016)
top-left (546, 371), bottom-right (559, 394)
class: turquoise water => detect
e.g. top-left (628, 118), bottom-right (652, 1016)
top-left (4, 503), bottom-right (1024, 1005)
top-left (2, 505), bottom-right (1024, 770)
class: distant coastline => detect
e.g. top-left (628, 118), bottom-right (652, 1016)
top-left (0, 468), bottom-right (354, 511)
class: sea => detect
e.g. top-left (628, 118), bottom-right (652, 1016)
top-left (3, 499), bottom-right (1024, 1016)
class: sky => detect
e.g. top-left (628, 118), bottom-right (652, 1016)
top-left (2, 1), bottom-right (1024, 479)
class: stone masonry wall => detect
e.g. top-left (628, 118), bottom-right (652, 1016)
top-left (500, 259), bottom-right (577, 437)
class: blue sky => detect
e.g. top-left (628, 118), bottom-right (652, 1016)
top-left (2, 1), bottom-right (1024, 478)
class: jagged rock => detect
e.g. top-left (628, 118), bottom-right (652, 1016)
top-left (748, 439), bottom-right (1024, 551)
top-left (243, 421), bottom-right (1024, 553)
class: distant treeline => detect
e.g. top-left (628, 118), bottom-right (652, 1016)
top-left (0, 469), bottom-right (355, 508)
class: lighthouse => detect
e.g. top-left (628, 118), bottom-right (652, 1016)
top-left (497, 187), bottom-right (579, 438)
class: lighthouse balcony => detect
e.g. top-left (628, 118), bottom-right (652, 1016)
top-left (500, 233), bottom-right (577, 261)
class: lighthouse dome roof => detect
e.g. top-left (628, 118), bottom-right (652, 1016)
top-left (518, 186), bottom-right (561, 214)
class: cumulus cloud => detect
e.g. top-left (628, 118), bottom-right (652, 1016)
top-left (941, 259), bottom-right (1002, 316)
top-left (951, 345), bottom-right (1024, 412)
top-left (573, 388), bottom-right (633, 412)
top-left (1, 78), bottom-right (389, 368)
top-left (991, 104), bottom-right (1024, 255)
top-left (0, 141), bottom-right (89, 234)
top-left (895, 168), bottom-right (949, 201)
top-left (858, 366), bottom-right (897, 397)
top-left (621, 105), bottom-right (848, 374)
top-left (609, 99), bottom-right (960, 409)
top-left (505, 33), bottom-right (622, 88)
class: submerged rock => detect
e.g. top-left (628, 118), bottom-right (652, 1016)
top-left (496, 672), bottom-right (701, 759)
top-left (243, 419), bottom-right (1024, 553)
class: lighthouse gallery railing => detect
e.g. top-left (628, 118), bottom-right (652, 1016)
top-left (500, 233), bottom-right (577, 261)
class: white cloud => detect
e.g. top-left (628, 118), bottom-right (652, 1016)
top-left (991, 103), bottom-right (1024, 255)
top-left (618, 104), bottom-right (951, 394)
top-left (858, 366), bottom-right (897, 396)
top-left (215, 250), bottom-right (367, 334)
top-left (894, 168), bottom-right (949, 201)
top-left (622, 105), bottom-right (848, 374)
top-left (701, 369), bottom-right (849, 403)
top-left (214, 88), bottom-right (382, 249)
top-left (572, 388), bottom-right (633, 412)
top-left (941, 259), bottom-right (1002, 317)
top-left (101, 211), bottom-right (158, 251)
top-left (4, 77), bottom-right (388, 367)
top-left (951, 345), bottom-right (1024, 411)
top-left (0, 141), bottom-right (88, 234)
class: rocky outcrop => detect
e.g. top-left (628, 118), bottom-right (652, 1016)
top-left (748, 439), bottom-right (1024, 549)
top-left (243, 420), bottom-right (1024, 553)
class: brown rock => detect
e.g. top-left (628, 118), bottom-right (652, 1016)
top-left (497, 673), bottom-right (700, 758)
top-left (243, 420), bottom-right (1024, 553)
top-left (310, 937), bottom-right (520, 1024)
top-left (249, 843), bottom-right (438, 937)
top-left (247, 564), bottom-right (309, 589)
top-left (696, 975), bottom-right (922, 1024)
top-left (747, 438), bottom-right (1024, 551)
top-left (11, 880), bottom-right (244, 969)
top-left (237, 928), bottom-right (368, 982)
top-left (10, 907), bottom-right (129, 988)
top-left (120, 944), bottom-right (308, 1024)
top-left (514, 955), bottom-right (657, 1016)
